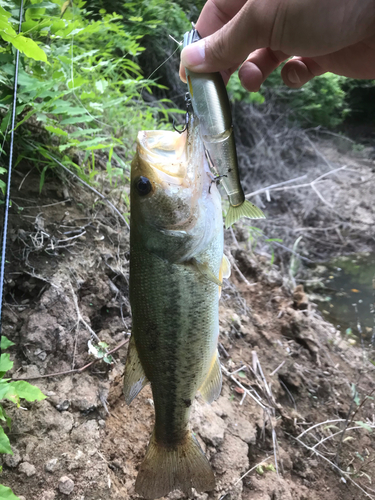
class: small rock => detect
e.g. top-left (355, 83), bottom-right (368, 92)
top-left (45, 458), bottom-right (59, 472)
top-left (293, 285), bottom-right (308, 310)
top-left (197, 408), bottom-right (225, 447)
top-left (278, 447), bottom-right (293, 471)
top-left (18, 497), bottom-right (26, 500)
top-left (4, 448), bottom-right (22, 467)
top-left (212, 433), bottom-right (248, 475)
top-left (98, 419), bottom-right (106, 427)
top-left (56, 400), bottom-right (70, 411)
top-left (42, 491), bottom-right (56, 500)
top-left (58, 476), bottom-right (75, 495)
top-left (19, 462), bottom-right (36, 477)
top-left (228, 417), bottom-right (256, 444)
top-left (231, 313), bottom-right (242, 330)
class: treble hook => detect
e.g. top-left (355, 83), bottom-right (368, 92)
top-left (173, 92), bottom-right (191, 134)
top-left (173, 111), bottom-right (189, 133)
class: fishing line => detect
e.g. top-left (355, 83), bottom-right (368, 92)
top-left (0, 0), bottom-right (24, 348)
top-left (140, 40), bottom-right (182, 101)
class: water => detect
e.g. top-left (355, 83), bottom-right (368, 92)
top-left (308, 253), bottom-right (375, 342)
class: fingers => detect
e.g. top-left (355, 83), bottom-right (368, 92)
top-left (281, 57), bottom-right (326, 88)
top-left (195, 0), bottom-right (247, 38)
top-left (181, 0), bottom-right (271, 73)
top-left (238, 48), bottom-right (288, 91)
top-left (179, 0), bottom-right (247, 83)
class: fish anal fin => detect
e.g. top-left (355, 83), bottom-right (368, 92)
top-left (199, 352), bottom-right (222, 404)
top-left (191, 258), bottom-right (222, 286)
top-left (225, 200), bottom-right (265, 229)
top-left (123, 335), bottom-right (148, 405)
top-left (135, 430), bottom-right (215, 499)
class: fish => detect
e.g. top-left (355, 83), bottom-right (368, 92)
top-left (183, 27), bottom-right (265, 229)
top-left (124, 116), bottom-right (231, 499)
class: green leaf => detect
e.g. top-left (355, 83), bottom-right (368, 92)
top-left (355, 421), bottom-right (373, 433)
top-left (0, 354), bottom-right (13, 374)
top-left (8, 381), bottom-right (46, 402)
top-left (0, 484), bottom-right (21, 500)
top-left (0, 33), bottom-right (47, 63)
top-left (95, 79), bottom-right (108, 93)
top-left (0, 426), bottom-right (12, 454)
top-left (0, 337), bottom-right (15, 350)
top-left (44, 125), bottom-right (68, 136)
top-left (0, 380), bottom-right (18, 403)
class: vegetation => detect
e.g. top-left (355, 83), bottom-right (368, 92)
top-left (0, 0), bottom-right (374, 201)
top-left (0, 336), bottom-right (46, 499)
top-left (0, 0), bottom-right (189, 201)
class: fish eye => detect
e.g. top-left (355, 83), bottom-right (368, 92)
top-left (136, 176), bottom-right (152, 196)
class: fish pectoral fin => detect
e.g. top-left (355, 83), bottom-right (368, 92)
top-left (221, 254), bottom-right (231, 279)
top-left (225, 200), bottom-right (265, 229)
top-left (191, 258), bottom-right (222, 286)
top-left (199, 352), bottom-right (222, 404)
top-left (123, 335), bottom-right (149, 405)
top-left (218, 255), bottom-right (231, 299)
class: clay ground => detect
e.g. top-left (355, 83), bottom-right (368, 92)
top-left (1, 136), bottom-right (374, 500)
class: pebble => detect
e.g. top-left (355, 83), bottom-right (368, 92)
top-left (56, 400), bottom-right (70, 411)
top-left (41, 492), bottom-right (56, 500)
top-left (4, 449), bottom-right (22, 467)
top-left (58, 476), bottom-right (75, 495)
top-left (19, 462), bottom-right (36, 477)
top-left (45, 457), bottom-right (59, 472)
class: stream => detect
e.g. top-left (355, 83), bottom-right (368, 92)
top-left (308, 253), bottom-right (375, 344)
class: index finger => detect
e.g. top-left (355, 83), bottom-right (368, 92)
top-left (195, 0), bottom-right (247, 37)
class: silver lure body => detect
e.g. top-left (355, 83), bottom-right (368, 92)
top-left (183, 28), bottom-right (245, 208)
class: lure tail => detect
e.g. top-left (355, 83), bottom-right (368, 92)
top-left (225, 200), bottom-right (265, 229)
top-left (135, 430), bottom-right (215, 499)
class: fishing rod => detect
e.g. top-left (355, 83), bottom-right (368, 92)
top-left (0, 0), bottom-right (24, 349)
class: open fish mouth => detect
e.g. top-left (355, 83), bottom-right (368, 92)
top-left (137, 130), bottom-right (189, 184)
top-left (131, 120), bottom-right (207, 234)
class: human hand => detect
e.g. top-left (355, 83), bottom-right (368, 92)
top-left (180, 0), bottom-right (375, 90)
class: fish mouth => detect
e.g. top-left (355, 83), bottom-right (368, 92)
top-left (137, 130), bottom-right (188, 185)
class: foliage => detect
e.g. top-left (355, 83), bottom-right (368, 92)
top-left (0, 336), bottom-right (46, 499)
top-left (0, 485), bottom-right (20, 500)
top-left (227, 71), bottom-right (265, 105)
top-left (257, 66), bottom-right (350, 128)
top-left (0, 0), bottom-right (185, 198)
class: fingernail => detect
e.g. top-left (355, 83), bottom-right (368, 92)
top-left (288, 69), bottom-right (300, 84)
top-left (181, 40), bottom-right (205, 69)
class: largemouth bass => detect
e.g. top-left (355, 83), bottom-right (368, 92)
top-left (183, 27), bottom-right (265, 229)
top-left (124, 117), bottom-right (230, 499)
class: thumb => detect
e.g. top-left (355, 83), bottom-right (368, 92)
top-left (181, 3), bottom-right (268, 73)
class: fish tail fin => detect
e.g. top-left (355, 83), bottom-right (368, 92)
top-left (225, 200), bottom-right (265, 229)
top-left (135, 430), bottom-right (215, 499)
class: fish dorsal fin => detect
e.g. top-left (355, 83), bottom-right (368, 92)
top-left (199, 352), bottom-right (222, 404)
top-left (191, 258), bottom-right (222, 286)
top-left (123, 335), bottom-right (149, 405)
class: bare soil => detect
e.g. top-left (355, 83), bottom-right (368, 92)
top-left (1, 139), bottom-right (374, 500)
